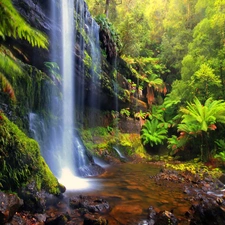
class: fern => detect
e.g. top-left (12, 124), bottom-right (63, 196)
top-left (0, 45), bottom-right (23, 75)
top-left (0, 0), bottom-right (48, 49)
top-left (179, 97), bottom-right (225, 133)
top-left (141, 119), bottom-right (168, 147)
top-left (0, 73), bottom-right (16, 101)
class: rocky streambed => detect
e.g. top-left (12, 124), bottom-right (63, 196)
top-left (1, 162), bottom-right (225, 225)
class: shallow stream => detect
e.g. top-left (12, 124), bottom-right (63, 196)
top-left (65, 163), bottom-right (191, 224)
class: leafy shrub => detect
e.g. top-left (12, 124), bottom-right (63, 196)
top-left (141, 118), bottom-right (168, 147)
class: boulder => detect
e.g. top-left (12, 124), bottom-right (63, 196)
top-left (83, 214), bottom-right (108, 225)
top-left (70, 195), bottom-right (110, 213)
top-left (0, 192), bottom-right (23, 224)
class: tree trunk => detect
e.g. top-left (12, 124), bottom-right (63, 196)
top-left (105, 0), bottom-right (110, 17)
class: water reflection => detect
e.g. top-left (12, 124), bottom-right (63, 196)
top-left (65, 163), bottom-right (190, 224)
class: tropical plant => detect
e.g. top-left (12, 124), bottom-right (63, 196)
top-left (120, 108), bottom-right (130, 118)
top-left (179, 97), bottom-right (225, 133)
top-left (176, 97), bottom-right (225, 161)
top-left (215, 139), bottom-right (225, 151)
top-left (141, 118), bottom-right (168, 147)
top-left (214, 139), bottom-right (225, 163)
top-left (214, 151), bottom-right (225, 163)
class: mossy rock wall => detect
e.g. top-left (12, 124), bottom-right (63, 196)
top-left (0, 112), bottom-right (63, 194)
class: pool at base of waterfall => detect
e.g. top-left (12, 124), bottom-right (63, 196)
top-left (64, 163), bottom-right (191, 225)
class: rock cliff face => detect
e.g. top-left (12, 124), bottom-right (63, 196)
top-left (9, 0), bottom-right (146, 113)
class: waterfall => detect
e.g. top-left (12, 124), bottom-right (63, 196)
top-left (61, 0), bottom-right (76, 174)
top-left (29, 0), bottom-right (104, 189)
top-left (87, 16), bottom-right (101, 126)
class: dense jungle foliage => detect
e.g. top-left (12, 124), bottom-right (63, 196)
top-left (86, 0), bottom-right (225, 163)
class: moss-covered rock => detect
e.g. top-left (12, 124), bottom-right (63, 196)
top-left (0, 112), bottom-right (64, 195)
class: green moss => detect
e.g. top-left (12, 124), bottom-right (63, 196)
top-left (0, 112), bottom-right (62, 194)
top-left (81, 126), bottom-right (148, 159)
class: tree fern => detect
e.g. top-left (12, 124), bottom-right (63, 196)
top-left (177, 97), bottom-right (225, 161)
top-left (179, 97), bottom-right (225, 133)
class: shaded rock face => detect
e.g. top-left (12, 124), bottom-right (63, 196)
top-left (18, 181), bottom-right (48, 213)
top-left (0, 192), bottom-right (23, 224)
top-left (11, 0), bottom-right (52, 68)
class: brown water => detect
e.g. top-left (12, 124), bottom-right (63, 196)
top-left (66, 163), bottom-right (191, 224)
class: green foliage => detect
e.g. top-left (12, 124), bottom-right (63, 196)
top-left (0, 72), bottom-right (16, 101)
top-left (0, 0), bottom-right (48, 48)
top-left (215, 139), bottom-right (225, 151)
top-left (214, 151), bottom-right (225, 162)
top-left (120, 108), bottom-right (130, 118)
top-left (0, 0), bottom-right (48, 101)
top-left (0, 112), bottom-right (61, 194)
top-left (167, 134), bottom-right (189, 155)
top-left (141, 118), bottom-right (168, 147)
top-left (95, 14), bottom-right (122, 52)
top-left (0, 45), bottom-right (24, 101)
top-left (134, 110), bottom-right (149, 120)
top-left (179, 97), bottom-right (225, 133)
top-left (214, 139), bottom-right (225, 162)
top-left (171, 97), bottom-right (225, 161)
top-left (190, 63), bottom-right (222, 100)
top-left (44, 62), bottom-right (61, 85)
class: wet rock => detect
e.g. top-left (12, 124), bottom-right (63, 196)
top-left (5, 214), bottom-right (26, 225)
top-left (83, 214), bottom-right (108, 225)
top-left (45, 213), bottom-right (70, 225)
top-left (155, 210), bottom-right (178, 225)
top-left (190, 199), bottom-right (225, 225)
top-left (18, 181), bottom-right (47, 213)
top-left (0, 192), bottom-right (23, 224)
top-left (34, 213), bottom-right (47, 223)
top-left (78, 164), bottom-right (105, 177)
top-left (70, 195), bottom-right (110, 213)
top-left (146, 207), bottom-right (178, 225)
top-left (218, 174), bottom-right (225, 184)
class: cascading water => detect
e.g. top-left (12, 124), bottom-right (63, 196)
top-left (29, 0), bottom-right (104, 190)
top-left (59, 0), bottom-right (103, 181)
top-left (61, 0), bottom-right (76, 175)
top-left (87, 15), bottom-right (101, 126)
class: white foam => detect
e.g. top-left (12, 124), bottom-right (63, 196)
top-left (58, 167), bottom-right (90, 190)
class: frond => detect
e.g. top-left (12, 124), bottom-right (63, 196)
top-left (141, 119), bottom-right (168, 146)
top-left (0, 0), bottom-right (48, 49)
top-left (0, 46), bottom-right (23, 76)
top-left (0, 72), bottom-right (16, 101)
